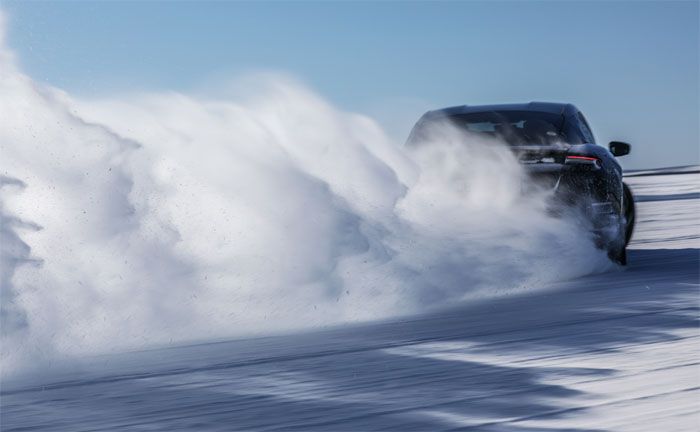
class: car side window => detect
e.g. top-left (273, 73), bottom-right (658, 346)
top-left (577, 112), bottom-right (596, 143)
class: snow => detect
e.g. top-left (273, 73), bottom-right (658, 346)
top-left (1, 169), bottom-right (698, 431)
top-left (626, 173), bottom-right (700, 249)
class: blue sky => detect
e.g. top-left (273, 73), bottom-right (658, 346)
top-left (3, 0), bottom-right (698, 169)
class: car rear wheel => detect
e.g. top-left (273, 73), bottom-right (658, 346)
top-left (609, 246), bottom-right (627, 266)
top-left (609, 183), bottom-right (635, 265)
top-left (623, 182), bottom-right (635, 246)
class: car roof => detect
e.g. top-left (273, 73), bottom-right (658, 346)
top-left (422, 102), bottom-right (576, 120)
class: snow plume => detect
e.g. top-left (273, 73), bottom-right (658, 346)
top-left (0, 23), bottom-right (609, 376)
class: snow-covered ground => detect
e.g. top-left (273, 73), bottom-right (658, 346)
top-left (1, 170), bottom-right (698, 431)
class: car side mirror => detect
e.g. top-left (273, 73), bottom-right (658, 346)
top-left (609, 141), bottom-right (631, 157)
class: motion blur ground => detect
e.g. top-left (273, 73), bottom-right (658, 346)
top-left (1, 170), bottom-right (698, 431)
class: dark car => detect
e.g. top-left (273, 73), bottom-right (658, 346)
top-left (407, 102), bottom-right (635, 264)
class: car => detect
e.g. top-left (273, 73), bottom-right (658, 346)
top-left (406, 102), bottom-right (635, 265)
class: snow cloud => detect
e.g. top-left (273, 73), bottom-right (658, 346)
top-left (0, 15), bottom-right (609, 376)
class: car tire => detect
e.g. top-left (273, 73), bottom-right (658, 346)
top-left (623, 182), bottom-right (635, 246)
top-left (611, 183), bottom-right (635, 266)
top-left (609, 246), bottom-right (627, 266)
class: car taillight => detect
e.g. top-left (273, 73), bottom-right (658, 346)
top-left (565, 155), bottom-right (601, 168)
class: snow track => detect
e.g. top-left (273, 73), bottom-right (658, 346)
top-left (1, 171), bottom-right (698, 431)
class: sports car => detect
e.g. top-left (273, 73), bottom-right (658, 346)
top-left (407, 102), bottom-right (635, 264)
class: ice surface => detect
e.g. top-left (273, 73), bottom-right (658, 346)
top-left (1, 170), bottom-right (698, 431)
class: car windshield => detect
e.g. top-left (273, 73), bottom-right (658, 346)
top-left (409, 110), bottom-right (569, 146)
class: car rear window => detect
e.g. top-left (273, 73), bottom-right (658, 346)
top-left (409, 110), bottom-right (571, 146)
